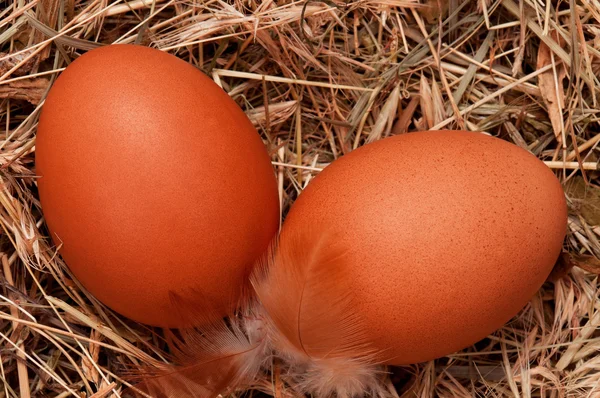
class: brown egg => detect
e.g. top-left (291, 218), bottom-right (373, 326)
top-left (268, 130), bottom-right (566, 365)
top-left (36, 44), bottom-right (279, 327)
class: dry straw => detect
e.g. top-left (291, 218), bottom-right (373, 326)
top-left (0, 0), bottom-right (599, 396)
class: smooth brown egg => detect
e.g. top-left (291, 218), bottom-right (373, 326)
top-left (268, 130), bottom-right (566, 365)
top-left (36, 44), bottom-right (279, 327)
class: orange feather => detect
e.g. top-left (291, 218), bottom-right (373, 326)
top-left (127, 231), bottom-right (391, 397)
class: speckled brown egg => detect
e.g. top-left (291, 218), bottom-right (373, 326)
top-left (269, 130), bottom-right (566, 364)
top-left (35, 44), bottom-right (280, 327)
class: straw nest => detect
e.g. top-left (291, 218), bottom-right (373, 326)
top-left (1, 0), bottom-right (600, 397)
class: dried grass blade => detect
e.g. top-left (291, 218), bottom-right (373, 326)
top-left (420, 74), bottom-right (434, 129)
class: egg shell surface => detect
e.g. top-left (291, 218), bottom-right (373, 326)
top-left (275, 130), bottom-right (567, 364)
top-left (35, 44), bottom-right (280, 327)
